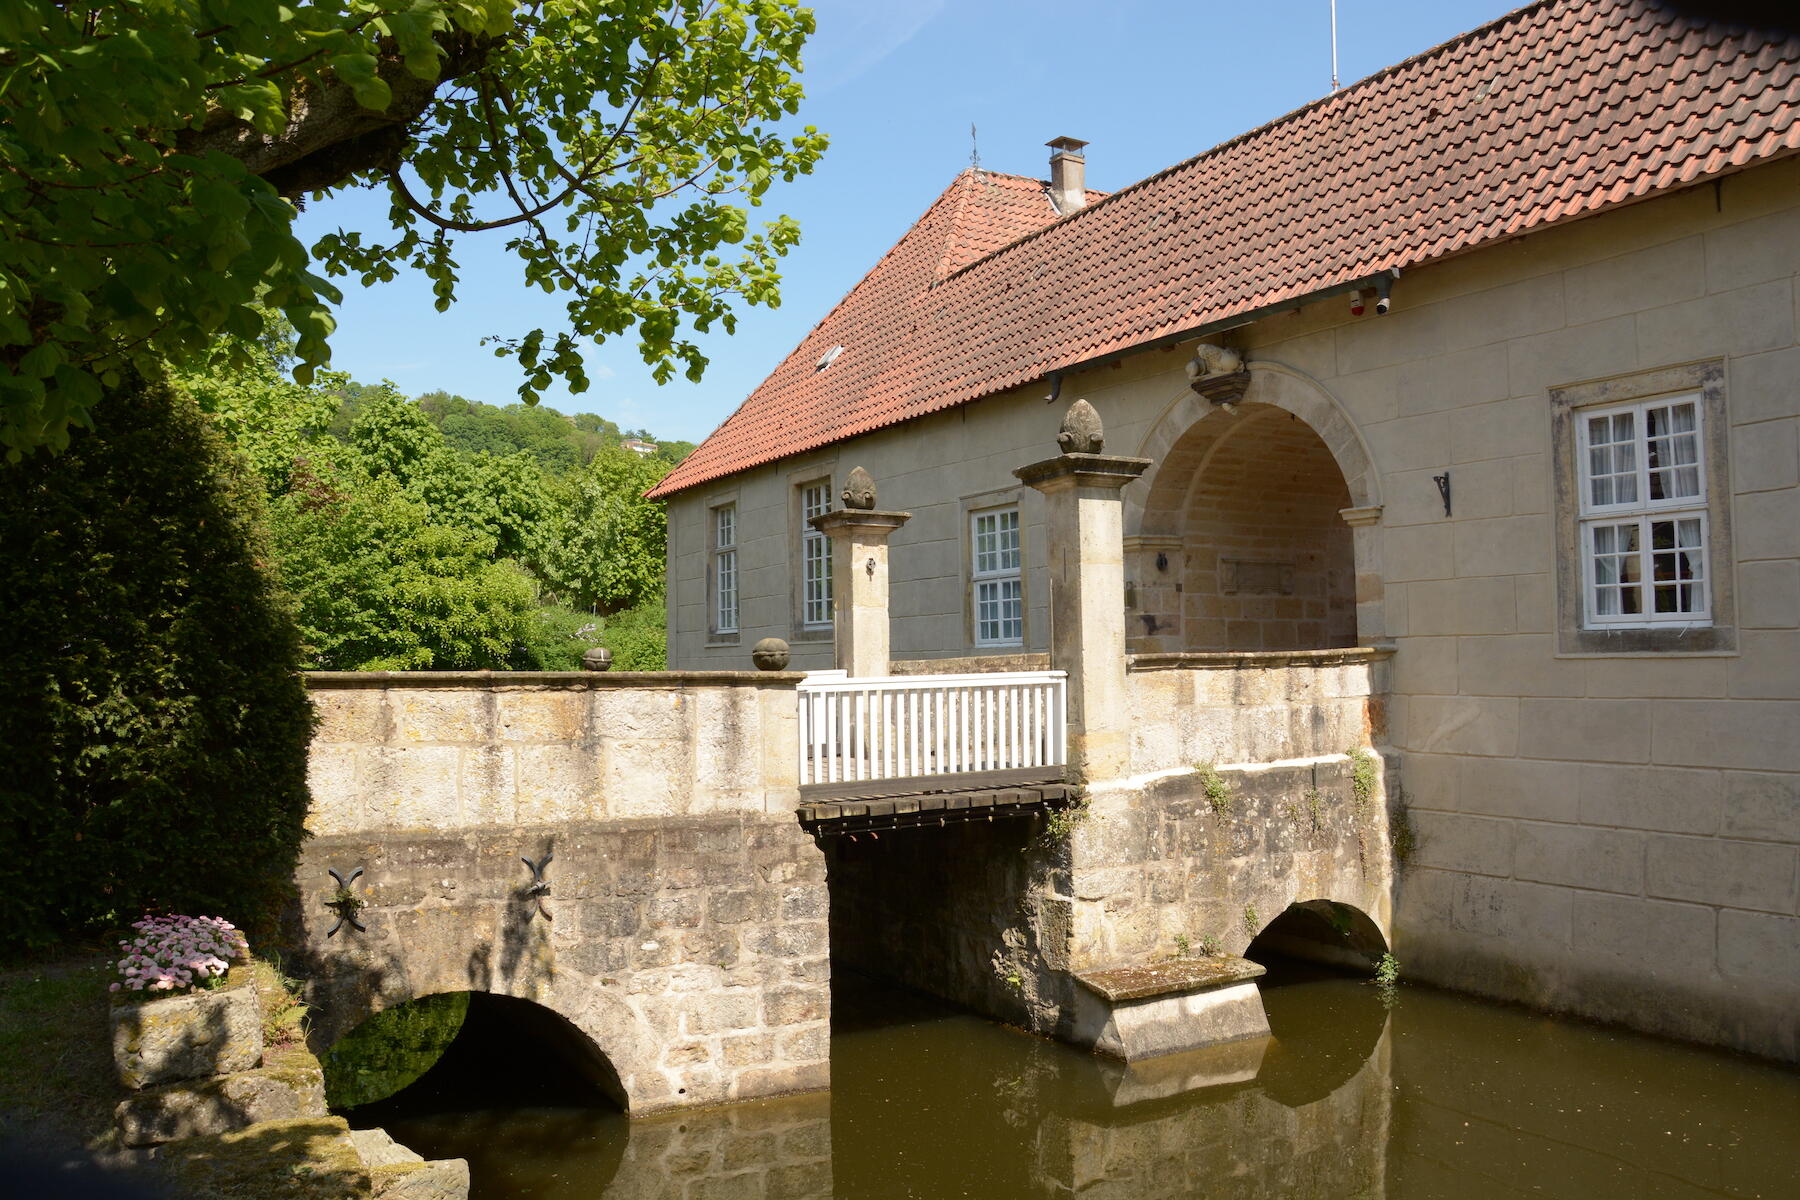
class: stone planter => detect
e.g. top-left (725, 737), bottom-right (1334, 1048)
top-left (110, 965), bottom-right (263, 1090)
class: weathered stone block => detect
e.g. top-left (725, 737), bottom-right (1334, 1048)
top-left (371, 1158), bottom-right (470, 1200)
top-left (1407, 695), bottom-right (1518, 756)
top-left (158, 1117), bottom-right (371, 1200)
top-left (1519, 699), bottom-right (1650, 764)
top-left (734, 1061), bottom-right (829, 1100)
top-left (111, 974), bottom-right (262, 1090)
top-left (1513, 823), bottom-right (1644, 894)
top-left (1408, 811), bottom-right (1514, 877)
top-left (686, 990), bottom-right (759, 1035)
top-left (1578, 764), bottom-right (1721, 835)
top-left (514, 744), bottom-right (603, 823)
top-left (1645, 835), bottom-right (1796, 913)
top-left (593, 688), bottom-right (689, 740)
top-left (495, 691), bottom-right (586, 743)
top-left (350, 1127), bottom-right (423, 1168)
top-left (1571, 893), bottom-right (1715, 976)
top-left (393, 691), bottom-right (493, 744)
top-left (1717, 910), bottom-right (1800, 984)
top-left (115, 1047), bottom-right (325, 1146)
top-left (1721, 772), bottom-right (1800, 842)
top-left (361, 746), bottom-right (463, 830)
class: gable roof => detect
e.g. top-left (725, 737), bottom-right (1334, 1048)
top-left (650, 0), bottom-right (1800, 499)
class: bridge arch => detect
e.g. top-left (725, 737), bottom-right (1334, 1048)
top-left (1245, 898), bottom-right (1390, 975)
top-left (321, 988), bottom-right (631, 1113)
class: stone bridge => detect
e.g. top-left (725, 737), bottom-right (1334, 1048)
top-left (286, 439), bottom-right (1396, 1116)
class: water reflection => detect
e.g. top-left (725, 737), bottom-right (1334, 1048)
top-left (367, 963), bottom-right (1800, 1199)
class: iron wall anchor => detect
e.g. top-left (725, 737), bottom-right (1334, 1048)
top-left (521, 852), bottom-right (554, 921)
top-left (325, 867), bottom-right (366, 937)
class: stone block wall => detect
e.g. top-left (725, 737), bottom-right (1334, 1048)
top-left (304, 672), bottom-right (801, 834)
top-left (1067, 756), bottom-right (1393, 973)
top-left (824, 817), bottom-right (1063, 1033)
top-left (291, 815), bottom-right (828, 1115)
top-left (1125, 652), bottom-right (1388, 776)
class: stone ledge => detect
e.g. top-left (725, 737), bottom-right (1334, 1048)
top-left (305, 670), bottom-right (804, 690)
top-left (1076, 956), bottom-right (1265, 1002)
top-left (1128, 645), bottom-right (1395, 672)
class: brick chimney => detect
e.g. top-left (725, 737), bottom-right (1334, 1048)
top-left (1047, 136), bottom-right (1089, 215)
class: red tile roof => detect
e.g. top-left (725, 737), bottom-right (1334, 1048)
top-left (650, 0), bottom-right (1800, 499)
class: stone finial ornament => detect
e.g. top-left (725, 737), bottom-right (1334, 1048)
top-left (752, 637), bottom-right (791, 671)
top-left (1057, 398), bottom-right (1105, 454)
top-left (1185, 343), bottom-right (1244, 380)
top-left (581, 646), bottom-right (613, 671)
top-left (841, 466), bottom-right (877, 510)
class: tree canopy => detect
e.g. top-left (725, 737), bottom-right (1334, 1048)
top-left (1, 1), bottom-right (826, 457)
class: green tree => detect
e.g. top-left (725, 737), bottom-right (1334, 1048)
top-left (268, 462), bottom-right (539, 670)
top-left (0, 370), bottom-right (313, 949)
top-left (537, 445), bottom-right (670, 611)
top-left (1, 0), bottom-right (826, 457)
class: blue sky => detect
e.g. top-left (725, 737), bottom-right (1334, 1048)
top-left (295, 0), bottom-right (1516, 443)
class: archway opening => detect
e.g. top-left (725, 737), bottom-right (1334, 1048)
top-left (1136, 402), bottom-right (1358, 653)
top-left (323, 991), bottom-right (627, 1119)
top-left (1181, 405), bottom-right (1355, 651)
top-left (1245, 899), bottom-right (1388, 978)
top-left (1244, 900), bottom-right (1392, 1107)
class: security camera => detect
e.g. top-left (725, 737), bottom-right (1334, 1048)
top-left (1375, 294), bottom-right (1391, 316)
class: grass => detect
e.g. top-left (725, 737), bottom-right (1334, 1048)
top-left (1348, 746), bottom-right (1378, 815)
top-left (1197, 763), bottom-right (1232, 816)
top-left (0, 949), bottom-right (122, 1157)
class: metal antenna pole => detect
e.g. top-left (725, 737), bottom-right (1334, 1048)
top-left (1330, 0), bottom-right (1340, 92)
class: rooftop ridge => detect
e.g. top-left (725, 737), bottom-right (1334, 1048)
top-left (940, 1), bottom-right (1558, 285)
top-left (649, 0), bottom-right (1800, 499)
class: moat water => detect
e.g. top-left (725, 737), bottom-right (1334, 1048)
top-left (349, 963), bottom-right (1800, 1198)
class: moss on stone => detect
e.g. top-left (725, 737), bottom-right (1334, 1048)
top-left (158, 1116), bottom-right (372, 1200)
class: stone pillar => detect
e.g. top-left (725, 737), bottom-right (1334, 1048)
top-left (811, 467), bottom-right (909, 678)
top-left (1015, 401), bottom-right (1151, 783)
top-left (1339, 504), bottom-right (1385, 642)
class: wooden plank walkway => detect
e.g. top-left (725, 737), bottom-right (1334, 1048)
top-left (797, 779), bottom-right (1079, 837)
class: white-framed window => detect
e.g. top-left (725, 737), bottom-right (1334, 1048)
top-left (1576, 395), bottom-right (1709, 627)
top-left (971, 506), bottom-right (1023, 646)
top-left (799, 480), bottom-right (833, 628)
top-left (712, 504), bottom-right (738, 634)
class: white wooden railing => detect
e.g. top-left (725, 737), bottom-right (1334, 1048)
top-left (797, 670), bottom-right (1067, 790)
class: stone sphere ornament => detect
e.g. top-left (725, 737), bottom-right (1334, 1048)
top-left (1057, 398), bottom-right (1105, 454)
top-left (752, 638), bottom-right (791, 671)
top-left (841, 466), bottom-right (877, 510)
top-left (581, 646), bottom-right (614, 672)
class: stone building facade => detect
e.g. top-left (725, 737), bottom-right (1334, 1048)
top-left (652, 2), bottom-right (1800, 1060)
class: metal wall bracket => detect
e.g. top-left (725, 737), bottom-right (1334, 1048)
top-left (1432, 472), bottom-right (1452, 517)
top-left (521, 852), bottom-right (554, 921)
top-left (325, 867), bottom-right (366, 937)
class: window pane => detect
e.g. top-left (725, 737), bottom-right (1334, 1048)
top-left (976, 578), bottom-right (1023, 644)
top-left (973, 508), bottom-right (1020, 575)
top-left (800, 483), bottom-right (833, 626)
top-left (1646, 401), bottom-right (1701, 501)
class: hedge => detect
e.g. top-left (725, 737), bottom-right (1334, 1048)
top-left (0, 370), bottom-right (314, 950)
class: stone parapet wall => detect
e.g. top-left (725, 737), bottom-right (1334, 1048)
top-left (1125, 648), bottom-right (1391, 776)
top-left (305, 672), bottom-right (802, 835)
top-left (292, 814), bottom-right (828, 1115)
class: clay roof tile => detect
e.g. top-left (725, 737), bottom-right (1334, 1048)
top-left (651, 0), bottom-right (1800, 499)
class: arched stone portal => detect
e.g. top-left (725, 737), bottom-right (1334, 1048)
top-left (1246, 899), bottom-right (1390, 975)
top-left (1128, 363), bottom-right (1384, 653)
